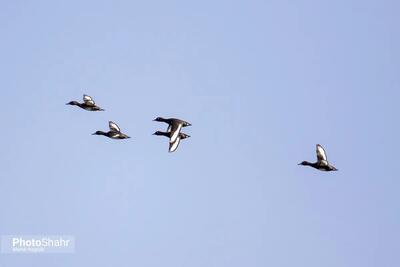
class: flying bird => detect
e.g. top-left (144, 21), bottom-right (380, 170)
top-left (92, 121), bottom-right (130, 139)
top-left (66, 95), bottom-right (104, 111)
top-left (298, 144), bottom-right (338, 171)
top-left (153, 117), bottom-right (191, 144)
top-left (153, 131), bottom-right (190, 152)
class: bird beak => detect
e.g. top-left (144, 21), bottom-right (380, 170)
top-left (92, 133), bottom-right (96, 135)
top-left (66, 103), bottom-right (70, 105)
top-left (188, 123), bottom-right (192, 126)
top-left (297, 163), bottom-right (302, 165)
top-left (187, 135), bottom-right (191, 138)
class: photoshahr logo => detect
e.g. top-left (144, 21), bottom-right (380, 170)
top-left (1, 235), bottom-right (75, 254)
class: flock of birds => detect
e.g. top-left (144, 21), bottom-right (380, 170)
top-left (66, 94), bottom-right (191, 153)
top-left (67, 94), bottom-right (338, 171)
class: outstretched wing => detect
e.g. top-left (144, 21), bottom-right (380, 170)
top-left (316, 144), bottom-right (328, 162)
top-left (83, 94), bottom-right (95, 106)
top-left (109, 121), bottom-right (121, 132)
top-left (169, 136), bottom-right (181, 153)
top-left (169, 123), bottom-right (183, 144)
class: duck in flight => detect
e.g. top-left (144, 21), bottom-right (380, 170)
top-left (298, 144), bottom-right (338, 171)
top-left (92, 121), bottom-right (130, 139)
top-left (153, 117), bottom-right (191, 144)
top-left (66, 95), bottom-right (104, 111)
top-left (153, 131), bottom-right (190, 153)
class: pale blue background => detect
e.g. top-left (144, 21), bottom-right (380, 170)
top-left (1, 0), bottom-right (399, 266)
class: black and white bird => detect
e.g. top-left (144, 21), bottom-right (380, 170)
top-left (92, 121), bottom-right (130, 139)
top-left (153, 117), bottom-right (191, 144)
top-left (66, 95), bottom-right (104, 111)
top-left (298, 144), bottom-right (338, 171)
top-left (153, 131), bottom-right (190, 153)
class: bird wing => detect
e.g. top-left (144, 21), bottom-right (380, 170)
top-left (83, 94), bottom-right (95, 106)
top-left (167, 125), bottom-right (172, 132)
top-left (169, 136), bottom-right (181, 152)
top-left (169, 123), bottom-right (183, 144)
top-left (316, 144), bottom-right (328, 162)
top-left (109, 121), bottom-right (121, 132)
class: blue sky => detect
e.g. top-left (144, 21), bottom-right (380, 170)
top-left (1, 0), bottom-right (399, 266)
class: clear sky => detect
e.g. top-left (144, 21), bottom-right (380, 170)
top-left (1, 0), bottom-right (399, 266)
